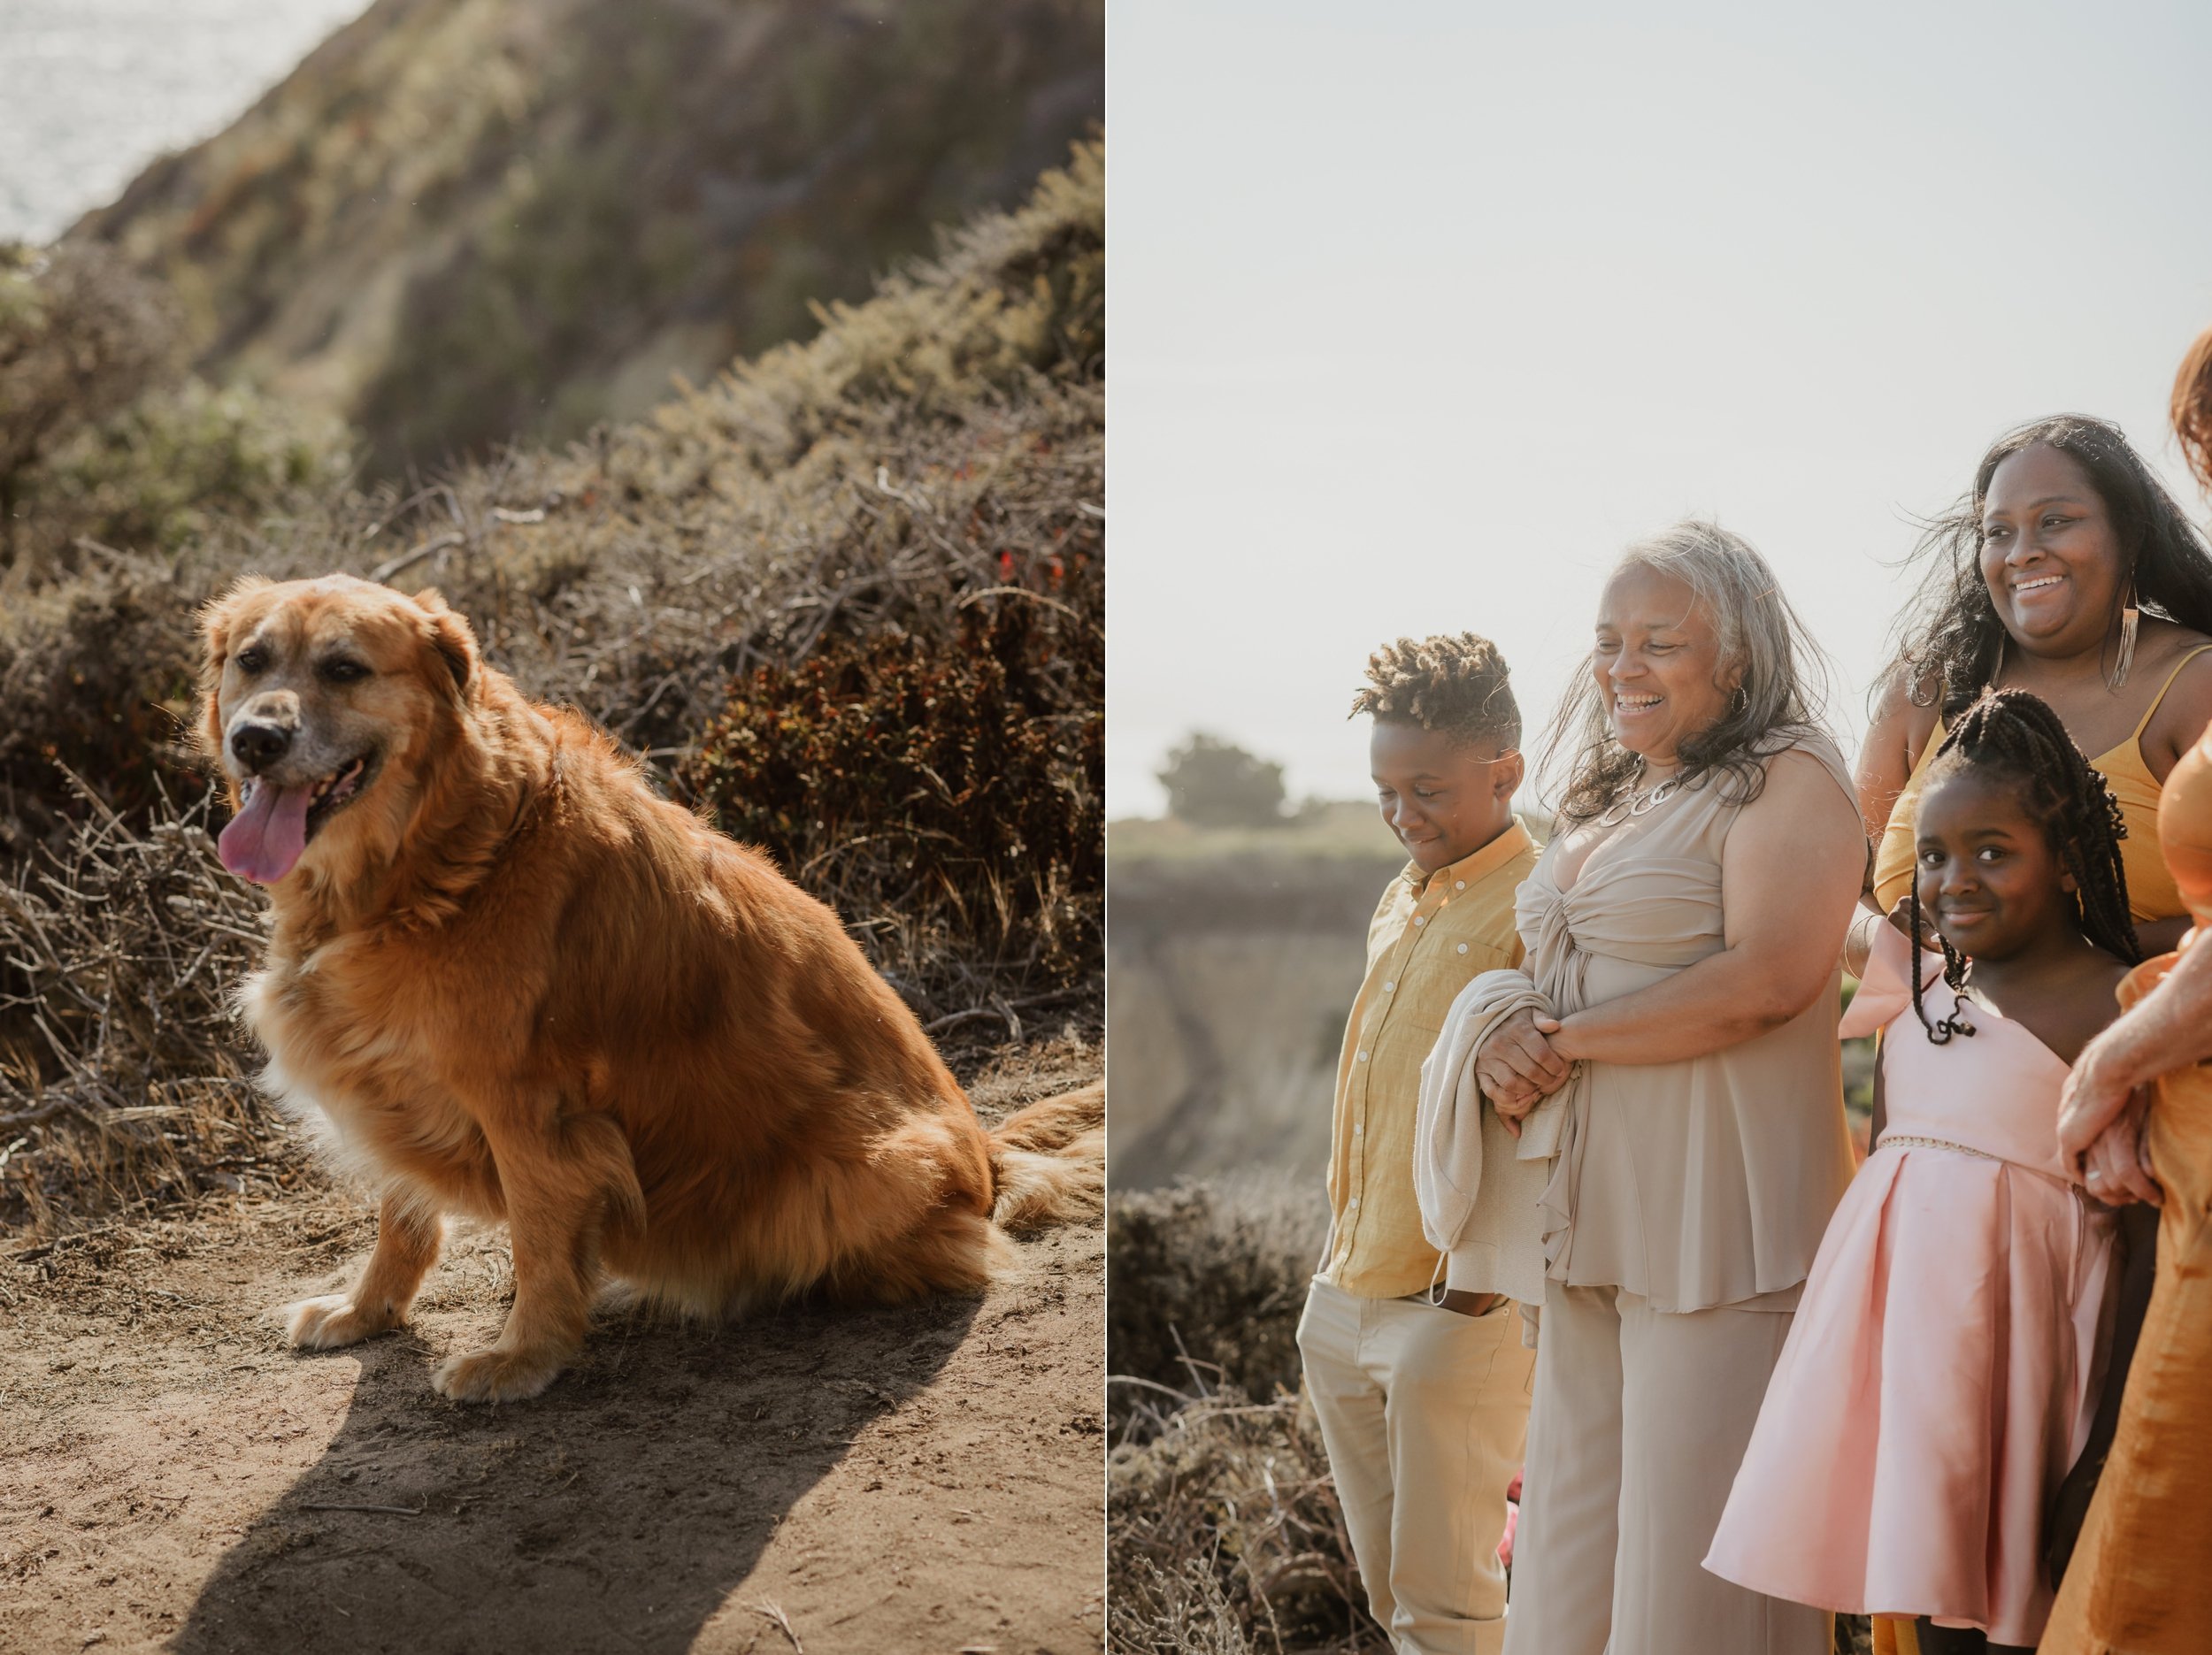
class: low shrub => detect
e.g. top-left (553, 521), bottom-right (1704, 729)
top-left (1109, 1389), bottom-right (1374, 1655)
top-left (0, 241), bottom-right (180, 571)
top-left (1108, 1173), bottom-right (1325, 1436)
top-left (0, 785), bottom-right (283, 1232)
top-left (681, 569), bottom-right (1100, 1015)
top-left (31, 377), bottom-right (349, 557)
top-left (1107, 1174), bottom-right (1374, 1648)
top-left (0, 563), bottom-right (208, 857)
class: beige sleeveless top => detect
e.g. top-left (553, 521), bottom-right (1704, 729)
top-left (1517, 735), bottom-right (1860, 1313)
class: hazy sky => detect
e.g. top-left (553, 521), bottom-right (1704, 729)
top-left (1107, 2), bottom-right (2212, 817)
top-left (0, 0), bottom-right (365, 242)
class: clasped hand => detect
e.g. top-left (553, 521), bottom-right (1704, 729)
top-left (2059, 1036), bottom-right (2163, 1208)
top-left (1474, 1008), bottom-right (1574, 1138)
top-left (1885, 892), bottom-right (1936, 950)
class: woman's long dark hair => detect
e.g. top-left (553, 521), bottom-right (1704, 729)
top-left (1888, 415), bottom-right (2212, 718)
top-left (1907, 689), bottom-right (2141, 1043)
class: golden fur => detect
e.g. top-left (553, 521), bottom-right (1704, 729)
top-left (196, 575), bottom-right (1102, 1402)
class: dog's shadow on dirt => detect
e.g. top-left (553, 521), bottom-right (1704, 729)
top-left (168, 1291), bottom-right (981, 1654)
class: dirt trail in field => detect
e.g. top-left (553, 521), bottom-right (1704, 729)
top-left (0, 1046), bottom-right (1103, 1655)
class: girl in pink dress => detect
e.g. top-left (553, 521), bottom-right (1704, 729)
top-left (1703, 690), bottom-right (2138, 1652)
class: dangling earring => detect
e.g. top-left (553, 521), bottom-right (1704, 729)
top-left (2108, 577), bottom-right (2140, 691)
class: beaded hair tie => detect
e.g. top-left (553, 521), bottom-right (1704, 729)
top-left (1926, 991), bottom-right (1978, 1045)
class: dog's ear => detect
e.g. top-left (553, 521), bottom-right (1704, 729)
top-left (195, 577), bottom-right (272, 762)
top-left (411, 587), bottom-right (479, 701)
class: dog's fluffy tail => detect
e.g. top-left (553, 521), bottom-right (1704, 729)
top-left (987, 1082), bottom-right (1105, 1234)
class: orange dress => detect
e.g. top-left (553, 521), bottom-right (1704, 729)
top-left (2040, 724), bottom-right (2212, 1653)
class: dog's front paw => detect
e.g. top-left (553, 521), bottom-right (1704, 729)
top-left (431, 1345), bottom-right (565, 1404)
top-left (284, 1294), bottom-right (398, 1350)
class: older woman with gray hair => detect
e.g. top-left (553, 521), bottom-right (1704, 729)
top-left (1477, 523), bottom-right (1865, 1654)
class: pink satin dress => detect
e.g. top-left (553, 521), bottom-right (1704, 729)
top-left (1702, 924), bottom-right (2116, 1646)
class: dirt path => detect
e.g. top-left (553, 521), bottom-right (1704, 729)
top-left (1, 1049), bottom-right (1103, 1655)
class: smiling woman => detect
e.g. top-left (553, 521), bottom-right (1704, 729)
top-left (1863, 416), bottom-right (2212, 958)
top-left (1468, 520), bottom-right (1865, 1655)
top-left (1541, 519), bottom-right (1838, 832)
top-left (1847, 418), bottom-right (2212, 1644)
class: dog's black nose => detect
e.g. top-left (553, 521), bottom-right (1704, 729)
top-left (229, 722), bottom-right (293, 773)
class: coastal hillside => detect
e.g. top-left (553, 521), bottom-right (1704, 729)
top-left (1107, 804), bottom-right (1402, 1190)
top-left (73, 0), bottom-right (1102, 473)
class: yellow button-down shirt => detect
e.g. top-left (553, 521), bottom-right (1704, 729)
top-left (1322, 819), bottom-right (1540, 1299)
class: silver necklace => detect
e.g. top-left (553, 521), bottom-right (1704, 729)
top-left (1594, 763), bottom-right (1683, 828)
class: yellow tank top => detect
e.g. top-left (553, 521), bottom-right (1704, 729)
top-left (1869, 644), bottom-right (2212, 923)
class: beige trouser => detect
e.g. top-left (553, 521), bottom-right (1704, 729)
top-left (1297, 1276), bottom-right (1535, 1655)
top-left (1502, 1280), bottom-right (1828, 1655)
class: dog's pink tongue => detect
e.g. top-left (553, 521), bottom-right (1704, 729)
top-left (218, 783), bottom-right (311, 884)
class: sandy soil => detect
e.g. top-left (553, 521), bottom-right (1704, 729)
top-left (0, 1045), bottom-right (1104, 1655)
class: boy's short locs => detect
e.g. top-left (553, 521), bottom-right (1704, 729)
top-left (1350, 632), bottom-right (1520, 750)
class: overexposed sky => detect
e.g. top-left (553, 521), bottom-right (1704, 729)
top-left (0, 0), bottom-right (366, 243)
top-left (1107, 2), bottom-right (2212, 816)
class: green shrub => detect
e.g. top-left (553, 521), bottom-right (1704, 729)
top-left (0, 241), bottom-right (180, 571)
top-left (0, 143), bottom-right (1101, 855)
top-left (33, 377), bottom-right (349, 555)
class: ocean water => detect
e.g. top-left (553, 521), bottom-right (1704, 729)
top-left (0, 0), bottom-right (367, 244)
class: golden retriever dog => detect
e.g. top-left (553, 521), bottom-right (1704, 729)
top-left (196, 574), bottom-right (1102, 1403)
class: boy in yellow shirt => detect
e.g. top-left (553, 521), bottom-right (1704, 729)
top-left (1296, 632), bottom-right (1541, 1655)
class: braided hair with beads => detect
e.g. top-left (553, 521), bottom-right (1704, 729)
top-left (1906, 688), bottom-right (2142, 1043)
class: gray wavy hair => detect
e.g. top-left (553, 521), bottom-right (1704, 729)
top-left (1540, 520), bottom-right (1838, 824)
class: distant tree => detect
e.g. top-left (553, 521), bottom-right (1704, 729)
top-left (1156, 732), bottom-right (1286, 827)
top-left (0, 243), bottom-right (177, 569)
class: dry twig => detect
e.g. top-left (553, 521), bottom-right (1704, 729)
top-left (750, 1600), bottom-right (803, 1652)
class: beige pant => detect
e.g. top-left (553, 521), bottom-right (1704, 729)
top-left (1502, 1281), bottom-right (1828, 1655)
top-left (1297, 1276), bottom-right (1535, 1655)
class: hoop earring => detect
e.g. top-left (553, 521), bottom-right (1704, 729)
top-left (1729, 684), bottom-right (1749, 716)
top-left (2108, 578), bottom-right (2140, 691)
